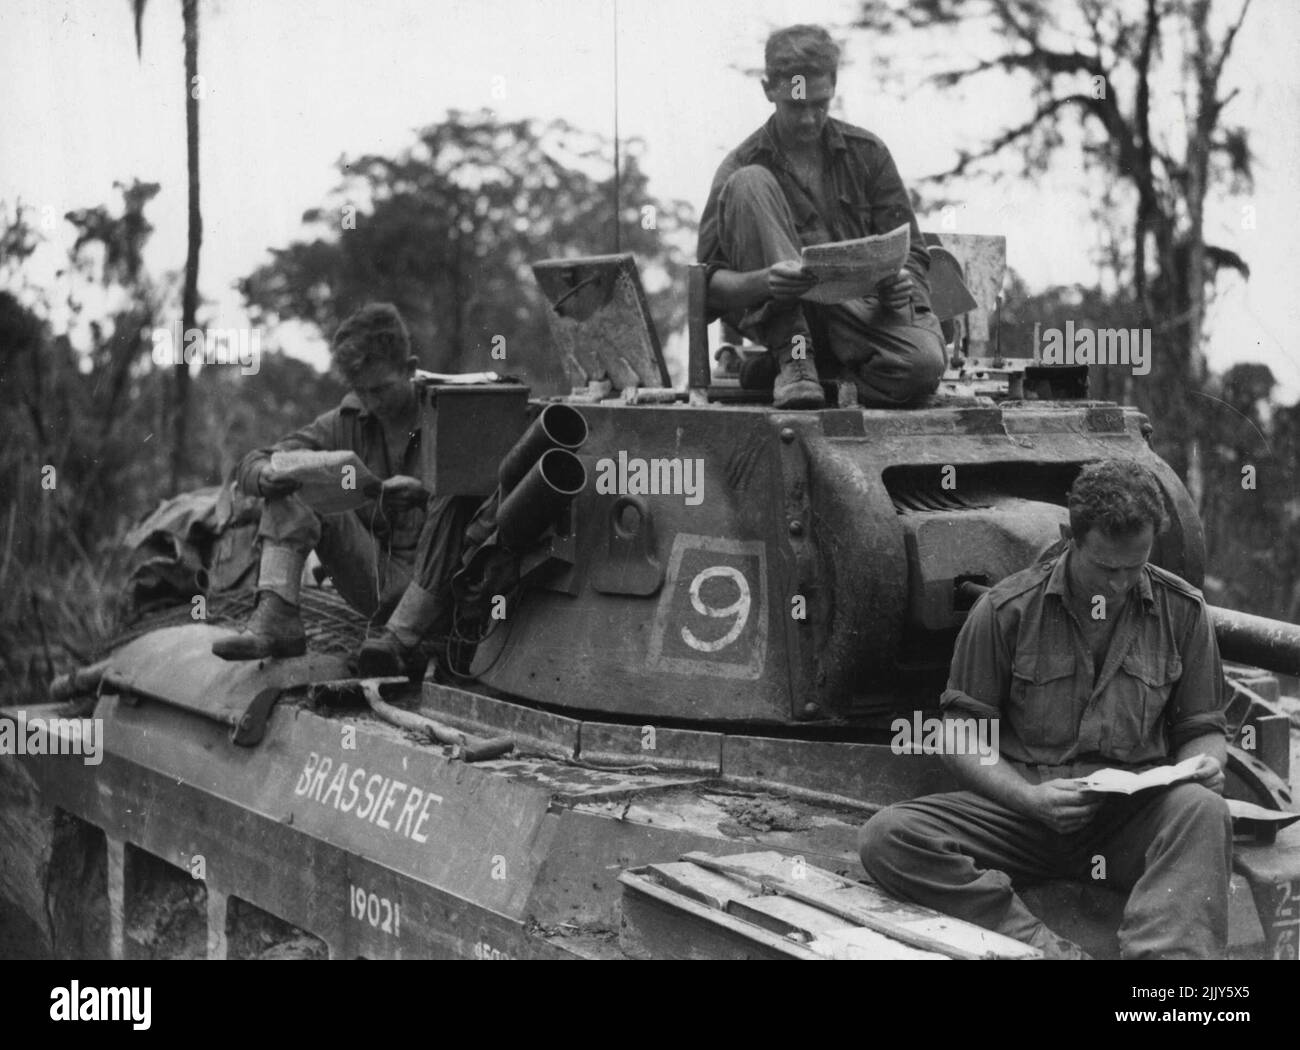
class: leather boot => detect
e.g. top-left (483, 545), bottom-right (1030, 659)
top-left (773, 339), bottom-right (825, 409)
top-left (212, 545), bottom-right (307, 660)
top-left (357, 582), bottom-right (442, 678)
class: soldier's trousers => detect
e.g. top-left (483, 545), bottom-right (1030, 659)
top-left (257, 493), bottom-right (483, 627)
top-left (858, 782), bottom-right (1233, 959)
top-left (713, 164), bottom-right (946, 405)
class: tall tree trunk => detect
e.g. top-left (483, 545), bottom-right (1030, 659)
top-left (1133, 0), bottom-right (1158, 323)
top-left (1186, 0), bottom-right (1214, 413)
top-left (174, 0), bottom-right (201, 491)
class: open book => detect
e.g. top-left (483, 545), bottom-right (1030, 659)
top-left (1076, 758), bottom-right (1300, 826)
top-left (269, 449), bottom-right (382, 515)
top-left (799, 223), bottom-right (911, 305)
top-left (1077, 756), bottom-right (1204, 795)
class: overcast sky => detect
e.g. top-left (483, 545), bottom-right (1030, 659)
top-left (3, 0), bottom-right (1298, 402)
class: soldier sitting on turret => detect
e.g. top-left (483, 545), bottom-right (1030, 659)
top-left (859, 460), bottom-right (1232, 959)
top-left (698, 24), bottom-right (947, 410)
top-left (212, 303), bottom-right (487, 677)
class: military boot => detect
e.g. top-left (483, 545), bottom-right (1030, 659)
top-left (357, 582), bottom-right (442, 678)
top-left (212, 544), bottom-right (307, 660)
top-left (773, 339), bottom-right (825, 409)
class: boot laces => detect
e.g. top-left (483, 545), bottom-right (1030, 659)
top-left (783, 357), bottom-right (819, 384)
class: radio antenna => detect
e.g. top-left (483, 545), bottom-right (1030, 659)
top-left (612, 0), bottom-right (620, 253)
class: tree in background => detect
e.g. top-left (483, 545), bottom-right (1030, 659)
top-left (999, 269), bottom-right (1293, 619)
top-left (858, 0), bottom-right (1256, 479)
top-left (1194, 363), bottom-right (1291, 614)
top-left (0, 188), bottom-right (344, 700)
top-left (131, 0), bottom-right (203, 492)
top-left (239, 112), bottom-right (695, 393)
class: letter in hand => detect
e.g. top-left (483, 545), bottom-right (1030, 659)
top-left (875, 268), bottom-right (913, 311)
top-left (1032, 778), bottom-right (1104, 834)
top-left (377, 475), bottom-right (429, 509)
top-left (257, 464), bottom-right (302, 498)
top-left (1187, 754), bottom-right (1225, 795)
top-left (767, 260), bottom-right (819, 302)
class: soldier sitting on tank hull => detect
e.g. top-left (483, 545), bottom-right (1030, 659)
top-left (697, 24), bottom-right (947, 410)
top-left (859, 460), bottom-right (1232, 959)
top-left (212, 303), bottom-right (486, 676)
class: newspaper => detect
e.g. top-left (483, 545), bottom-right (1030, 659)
top-left (1077, 755), bottom-right (1204, 795)
top-left (269, 449), bottom-right (382, 515)
top-left (799, 223), bottom-right (911, 305)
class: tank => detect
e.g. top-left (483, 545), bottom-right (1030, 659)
top-left (3, 246), bottom-right (1299, 962)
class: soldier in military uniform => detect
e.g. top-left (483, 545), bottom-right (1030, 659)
top-left (212, 303), bottom-right (489, 676)
top-left (697, 24), bottom-right (947, 410)
top-left (859, 460), bottom-right (1232, 959)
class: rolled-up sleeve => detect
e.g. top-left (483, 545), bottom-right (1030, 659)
top-left (940, 593), bottom-right (1010, 721)
top-left (864, 147), bottom-right (932, 310)
top-left (696, 169), bottom-right (726, 269)
top-left (1166, 597), bottom-right (1229, 749)
top-left (697, 156), bottom-right (742, 323)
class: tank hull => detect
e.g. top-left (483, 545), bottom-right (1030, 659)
top-left (2, 670), bottom-right (1295, 960)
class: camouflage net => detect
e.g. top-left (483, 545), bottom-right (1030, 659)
top-left (99, 585), bottom-right (370, 659)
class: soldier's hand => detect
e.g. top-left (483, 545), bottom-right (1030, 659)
top-left (1187, 754), bottom-right (1226, 795)
top-left (876, 269), bottom-right (914, 312)
top-left (256, 465), bottom-right (301, 498)
top-left (379, 475), bottom-right (429, 509)
top-left (1029, 779), bottom-right (1104, 834)
top-left (766, 260), bottom-right (818, 302)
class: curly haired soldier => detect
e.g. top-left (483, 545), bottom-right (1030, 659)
top-left (859, 460), bottom-right (1232, 959)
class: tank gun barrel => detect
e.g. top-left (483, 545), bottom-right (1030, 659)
top-left (1206, 606), bottom-right (1300, 677)
top-left (957, 580), bottom-right (1300, 677)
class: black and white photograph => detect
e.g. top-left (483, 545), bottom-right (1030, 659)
top-left (1, 0), bottom-right (1298, 1013)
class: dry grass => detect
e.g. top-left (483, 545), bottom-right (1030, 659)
top-left (0, 537), bottom-right (128, 708)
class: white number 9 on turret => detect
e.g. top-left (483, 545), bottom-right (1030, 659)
top-left (648, 535), bottom-right (768, 678)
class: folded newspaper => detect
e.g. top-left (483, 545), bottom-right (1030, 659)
top-left (799, 223), bottom-right (911, 305)
top-left (269, 449), bottom-right (382, 515)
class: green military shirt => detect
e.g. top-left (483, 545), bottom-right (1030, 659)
top-left (940, 549), bottom-right (1228, 771)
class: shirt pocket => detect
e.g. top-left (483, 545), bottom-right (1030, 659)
top-left (1107, 651), bottom-right (1183, 759)
top-left (1009, 651), bottom-right (1079, 750)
